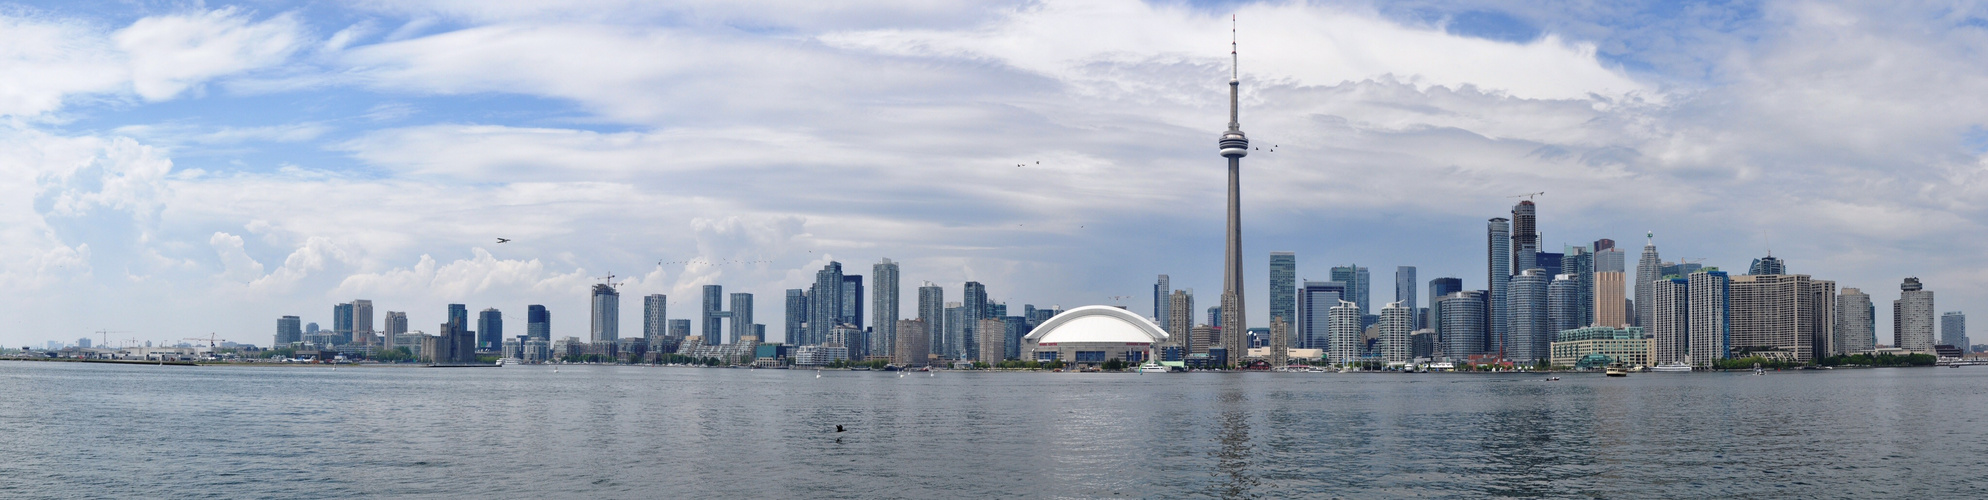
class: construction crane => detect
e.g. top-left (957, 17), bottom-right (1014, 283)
top-left (119, 338), bottom-right (142, 349)
top-left (93, 330), bottom-right (129, 348)
top-left (597, 272), bottom-right (624, 289)
top-left (1508, 191), bottom-right (1545, 200)
top-left (184, 333), bottom-right (229, 348)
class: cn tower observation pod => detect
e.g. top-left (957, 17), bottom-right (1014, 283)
top-left (1021, 305), bottom-right (1169, 366)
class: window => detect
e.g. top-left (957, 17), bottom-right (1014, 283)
top-left (1075, 351), bottom-right (1106, 363)
top-left (1035, 351), bottom-right (1059, 361)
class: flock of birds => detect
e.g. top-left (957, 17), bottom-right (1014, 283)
top-left (659, 259), bottom-right (772, 267)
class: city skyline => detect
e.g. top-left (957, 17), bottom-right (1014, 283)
top-left (1, 2), bottom-right (1985, 348)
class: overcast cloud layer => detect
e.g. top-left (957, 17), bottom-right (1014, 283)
top-left (3, 0), bottom-right (1986, 347)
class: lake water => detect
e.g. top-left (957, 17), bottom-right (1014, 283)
top-left (2, 361), bottom-right (1985, 498)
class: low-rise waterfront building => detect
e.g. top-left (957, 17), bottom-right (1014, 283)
top-left (1549, 326), bottom-right (1653, 369)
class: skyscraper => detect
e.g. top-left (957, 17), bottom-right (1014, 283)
top-left (1548, 274), bottom-right (1581, 334)
top-left (1729, 274), bottom-right (1833, 362)
top-left (1511, 201), bottom-right (1539, 273)
top-left (351, 300), bottom-right (374, 345)
top-left (1440, 291), bottom-right (1486, 360)
top-left (644, 294), bottom-right (667, 341)
top-left (1378, 301), bottom-right (1412, 363)
top-left (963, 282), bottom-right (987, 361)
top-left (943, 302), bottom-right (965, 359)
top-left (840, 275), bottom-right (864, 327)
top-left (1592, 238), bottom-right (1615, 252)
top-left (1169, 289), bottom-right (1195, 354)
top-left (591, 284), bottom-right (619, 344)
top-left (448, 304), bottom-right (468, 331)
top-left (1487, 217), bottom-right (1512, 358)
top-left (277, 316), bottom-right (301, 345)
top-left (527, 305), bottom-right (549, 342)
top-left (385, 311), bottom-right (407, 347)
top-left (1942, 311), bottom-right (1967, 350)
top-left (1154, 274), bottom-right (1172, 331)
top-left (1216, 28), bottom-right (1251, 368)
top-left (334, 302), bottom-right (355, 344)
top-left (1634, 232), bottom-right (1661, 328)
top-left (1836, 288), bottom-right (1874, 355)
top-left (1328, 300), bottom-right (1362, 365)
top-left (1270, 253), bottom-right (1296, 337)
top-left (785, 289), bottom-right (808, 344)
top-left (702, 285), bottom-right (727, 344)
top-left (1894, 278), bottom-right (1935, 352)
top-left (1330, 265), bottom-right (1371, 314)
top-left (894, 319), bottom-right (928, 367)
top-left (668, 319), bottom-right (690, 339)
top-left (872, 258), bottom-right (900, 359)
top-left (1394, 266), bottom-right (1417, 328)
top-left (978, 317), bottom-right (1006, 363)
top-left (1593, 247), bottom-right (1626, 273)
top-left (811, 262), bottom-right (844, 349)
top-left (918, 284), bottom-right (944, 357)
top-left (1427, 277), bottom-right (1463, 340)
top-left (1565, 245), bottom-right (1594, 327)
top-left (1652, 277), bottom-right (1690, 365)
top-left (1594, 271), bottom-right (1626, 327)
top-left (1299, 281), bottom-right (1346, 350)
top-left (1748, 255), bottom-right (1786, 275)
top-left (1509, 269), bottom-right (1551, 363)
top-left (477, 308), bottom-right (502, 351)
top-left (1687, 270), bottom-right (1731, 368)
top-left (728, 293), bottom-right (754, 344)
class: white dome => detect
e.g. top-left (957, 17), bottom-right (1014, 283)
top-left (1023, 306), bottom-right (1169, 344)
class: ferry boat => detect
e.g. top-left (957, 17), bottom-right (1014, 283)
top-left (1651, 362), bottom-right (1692, 373)
top-left (1605, 363), bottom-right (1629, 377)
top-left (1137, 361), bottom-right (1169, 373)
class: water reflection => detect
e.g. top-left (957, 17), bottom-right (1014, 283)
top-left (1210, 385), bottom-right (1258, 499)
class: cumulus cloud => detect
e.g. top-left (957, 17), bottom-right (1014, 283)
top-left (114, 8), bottom-right (306, 101)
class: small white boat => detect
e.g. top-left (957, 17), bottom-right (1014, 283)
top-left (1137, 362), bottom-right (1168, 373)
top-left (1651, 362), bottom-right (1692, 373)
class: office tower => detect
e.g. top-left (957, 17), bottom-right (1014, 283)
top-left (1379, 301), bottom-right (1411, 363)
top-left (527, 305), bottom-right (550, 342)
top-left (384, 311), bottom-right (407, 347)
top-left (988, 302), bottom-right (1007, 319)
top-left (277, 316), bottom-right (301, 345)
top-left (1329, 265), bottom-right (1371, 314)
top-left (1942, 312), bottom-right (1967, 351)
top-left (591, 284), bottom-right (619, 344)
top-left (1511, 201), bottom-right (1538, 273)
top-left (1440, 291), bottom-right (1486, 359)
top-left (1592, 238), bottom-right (1615, 252)
top-left (917, 284), bottom-right (944, 357)
top-left (1894, 278), bottom-right (1935, 352)
top-left (1191, 325), bottom-right (1218, 356)
top-left (1208, 306), bottom-right (1221, 328)
top-left (1427, 277), bottom-right (1463, 340)
top-left (477, 308), bottom-right (502, 351)
top-left (1687, 270), bottom-right (1731, 368)
top-left (351, 300), bottom-right (374, 345)
top-left (668, 319), bottom-right (690, 338)
top-left (1729, 274), bottom-right (1833, 362)
top-left (435, 321), bottom-right (476, 365)
top-left (810, 262), bottom-right (845, 349)
top-left (943, 302), bottom-right (964, 359)
top-left (1509, 269), bottom-right (1551, 363)
top-left (1487, 218), bottom-right (1511, 361)
top-left (306, 322), bottom-right (318, 334)
top-left (1565, 246), bottom-right (1594, 327)
top-left (447, 303), bottom-right (468, 330)
top-left (1537, 252), bottom-right (1565, 277)
top-left (1594, 271), bottom-right (1626, 327)
top-left (1217, 33), bottom-right (1252, 369)
top-left (894, 319), bottom-right (928, 367)
top-left (872, 259), bottom-right (900, 359)
top-left (963, 282), bottom-right (987, 361)
top-left (1270, 253), bottom-right (1297, 336)
top-left (334, 302), bottom-right (355, 344)
top-left (1301, 281), bottom-right (1348, 350)
top-left (1154, 275), bottom-right (1172, 330)
top-left (1594, 247), bottom-right (1626, 274)
top-left (1809, 279), bottom-right (1838, 359)
top-left (1634, 233), bottom-right (1661, 327)
top-left (841, 275), bottom-right (864, 327)
top-left (978, 318), bottom-right (1006, 363)
top-left (1395, 266), bottom-right (1417, 328)
top-left (1548, 274), bottom-right (1581, 335)
top-left (728, 293), bottom-right (754, 345)
top-left (702, 285), bottom-right (727, 344)
top-left (1651, 277), bottom-right (1689, 365)
top-left (1836, 288), bottom-right (1874, 355)
top-left (1748, 255), bottom-right (1786, 275)
top-left (1329, 300), bottom-right (1362, 364)
top-left (644, 294), bottom-right (667, 341)
top-left (1003, 316), bottom-right (1027, 361)
top-left (1169, 290), bottom-right (1195, 353)
top-left (1267, 317), bottom-right (1290, 368)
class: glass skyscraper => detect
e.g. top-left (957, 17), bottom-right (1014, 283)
top-left (1487, 218), bottom-right (1511, 359)
top-left (1270, 253), bottom-right (1296, 342)
top-left (527, 305), bottom-right (549, 342)
top-left (590, 284), bottom-right (619, 344)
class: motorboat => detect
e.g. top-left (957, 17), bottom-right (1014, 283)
top-left (1651, 362), bottom-right (1692, 373)
top-left (1137, 362), bottom-right (1169, 373)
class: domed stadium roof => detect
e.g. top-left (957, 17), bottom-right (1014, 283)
top-left (1023, 305), bottom-right (1169, 344)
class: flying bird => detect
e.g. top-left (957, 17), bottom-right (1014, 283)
top-left (495, 238), bottom-right (511, 243)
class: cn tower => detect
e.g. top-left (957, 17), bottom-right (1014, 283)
top-left (1217, 18), bottom-right (1249, 364)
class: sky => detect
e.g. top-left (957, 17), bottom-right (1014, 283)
top-left (4, 0), bottom-right (1987, 348)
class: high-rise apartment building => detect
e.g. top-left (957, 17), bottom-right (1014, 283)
top-left (1328, 300), bottom-right (1362, 364)
top-left (277, 316), bottom-right (301, 345)
top-left (351, 300), bottom-right (374, 345)
top-left (1651, 277), bottom-right (1689, 365)
top-left (1748, 255), bottom-right (1786, 275)
top-left (1594, 271), bottom-right (1626, 328)
top-left (1565, 246), bottom-right (1594, 327)
top-left (1378, 301), bottom-right (1412, 363)
top-left (384, 310), bottom-right (407, 348)
top-left (1687, 270), bottom-right (1731, 368)
top-left (872, 259), bottom-right (900, 359)
top-left (702, 285), bottom-right (727, 344)
top-left (1427, 277), bottom-right (1462, 339)
top-left (1942, 311), bottom-right (1967, 350)
top-left (978, 318), bottom-right (1007, 363)
top-left (1300, 281), bottom-right (1346, 350)
top-left (477, 308), bottom-right (502, 351)
top-left (668, 319), bottom-right (690, 339)
top-left (1511, 201), bottom-right (1539, 274)
top-left (894, 319), bottom-right (928, 367)
top-left (1169, 290), bottom-right (1195, 354)
top-left (334, 302), bottom-right (355, 344)
top-left (728, 293), bottom-right (754, 345)
top-left (963, 282), bottom-right (987, 361)
top-left (591, 284), bottom-right (619, 344)
top-left (785, 289), bottom-right (808, 344)
top-left (810, 262), bottom-right (844, 349)
top-left (1548, 274), bottom-right (1581, 335)
top-left (841, 275), bottom-right (864, 327)
top-left (1440, 291), bottom-right (1486, 360)
top-left (1728, 274), bottom-right (1833, 362)
top-left (1395, 266), bottom-right (1417, 328)
top-left (1894, 278), bottom-right (1935, 352)
top-left (644, 294), bottom-right (667, 341)
top-left (526, 305), bottom-right (549, 342)
top-left (1509, 269), bottom-right (1551, 363)
top-left (1154, 275), bottom-right (1171, 331)
top-left (1635, 233), bottom-right (1661, 328)
top-left (918, 284), bottom-right (944, 357)
top-left (1270, 253), bottom-right (1296, 335)
top-left (1835, 288), bottom-right (1874, 355)
top-left (1330, 265), bottom-right (1372, 314)
top-left (943, 302), bottom-right (965, 359)
top-left (1487, 217), bottom-right (1512, 359)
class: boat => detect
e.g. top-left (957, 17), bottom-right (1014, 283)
top-left (1651, 362), bottom-right (1692, 373)
top-left (1753, 362), bottom-right (1766, 375)
top-left (1605, 363), bottom-right (1628, 377)
top-left (1137, 362), bottom-right (1169, 373)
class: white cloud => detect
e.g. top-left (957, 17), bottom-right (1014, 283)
top-left (0, 15), bottom-right (125, 116)
top-left (114, 8), bottom-right (307, 101)
top-left (209, 231), bottom-right (265, 281)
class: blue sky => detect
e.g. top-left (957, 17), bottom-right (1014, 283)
top-left (3, 0), bottom-right (1986, 347)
